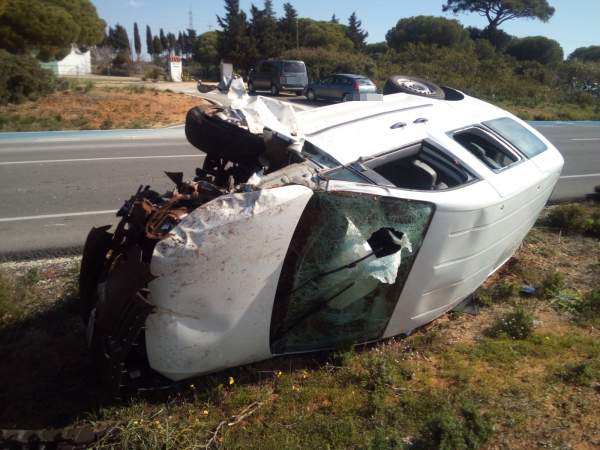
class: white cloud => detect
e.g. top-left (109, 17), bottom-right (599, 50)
top-left (128, 0), bottom-right (143, 7)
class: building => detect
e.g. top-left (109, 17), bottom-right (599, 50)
top-left (40, 46), bottom-right (91, 76)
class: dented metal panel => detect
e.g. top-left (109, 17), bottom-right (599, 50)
top-left (146, 186), bottom-right (314, 380)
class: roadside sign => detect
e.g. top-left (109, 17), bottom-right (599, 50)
top-left (169, 55), bottom-right (183, 82)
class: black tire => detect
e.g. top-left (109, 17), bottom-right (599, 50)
top-left (295, 90), bottom-right (303, 96)
top-left (306, 89), bottom-right (316, 101)
top-left (248, 81), bottom-right (255, 94)
top-left (341, 93), bottom-right (349, 102)
top-left (383, 75), bottom-right (445, 99)
top-left (270, 84), bottom-right (279, 96)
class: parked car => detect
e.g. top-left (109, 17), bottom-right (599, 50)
top-left (248, 59), bottom-right (308, 96)
top-left (305, 73), bottom-right (378, 102)
top-left (80, 76), bottom-right (563, 396)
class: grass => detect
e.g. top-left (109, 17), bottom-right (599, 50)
top-left (0, 209), bottom-right (599, 449)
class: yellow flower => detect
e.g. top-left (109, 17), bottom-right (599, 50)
top-left (203, 410), bottom-right (209, 416)
top-left (276, 371), bottom-right (283, 378)
top-left (229, 376), bottom-right (235, 385)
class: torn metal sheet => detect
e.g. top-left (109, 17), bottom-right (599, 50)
top-left (80, 76), bottom-right (564, 392)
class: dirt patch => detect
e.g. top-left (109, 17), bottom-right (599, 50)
top-left (0, 86), bottom-right (207, 131)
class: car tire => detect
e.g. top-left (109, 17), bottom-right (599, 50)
top-left (383, 75), bottom-right (445, 99)
top-left (270, 84), bottom-right (279, 96)
top-left (306, 89), bottom-right (316, 101)
top-left (341, 93), bottom-right (349, 102)
top-left (248, 81), bottom-right (255, 94)
top-left (295, 90), bottom-right (303, 96)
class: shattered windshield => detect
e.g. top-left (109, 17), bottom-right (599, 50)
top-left (270, 191), bottom-right (434, 354)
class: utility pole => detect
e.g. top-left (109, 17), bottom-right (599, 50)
top-left (296, 17), bottom-right (299, 49)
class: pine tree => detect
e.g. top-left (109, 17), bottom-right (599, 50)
top-left (146, 25), bottom-right (153, 56)
top-left (110, 24), bottom-right (131, 54)
top-left (347, 12), bottom-right (368, 49)
top-left (249, 0), bottom-right (281, 58)
top-left (159, 29), bottom-right (168, 52)
top-left (216, 0), bottom-right (251, 69)
top-left (153, 35), bottom-right (163, 56)
top-left (133, 22), bottom-right (141, 61)
top-left (279, 2), bottom-right (298, 50)
top-left (331, 14), bottom-right (339, 24)
top-left (167, 32), bottom-right (177, 55)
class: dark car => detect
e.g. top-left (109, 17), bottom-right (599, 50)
top-left (248, 59), bottom-right (308, 96)
top-left (305, 74), bottom-right (378, 102)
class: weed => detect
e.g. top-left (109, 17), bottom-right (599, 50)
top-left (557, 359), bottom-right (600, 386)
top-left (100, 118), bottom-right (114, 130)
top-left (476, 281), bottom-right (518, 306)
top-left (485, 307), bottom-right (535, 340)
top-left (538, 271), bottom-right (565, 299)
top-left (129, 120), bottom-right (146, 129)
top-left (83, 80), bottom-right (95, 93)
top-left (411, 404), bottom-right (493, 450)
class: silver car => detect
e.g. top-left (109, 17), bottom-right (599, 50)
top-left (305, 74), bottom-right (377, 102)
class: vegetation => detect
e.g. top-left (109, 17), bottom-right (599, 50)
top-left (0, 0), bottom-right (105, 61)
top-left (0, 50), bottom-right (56, 105)
top-left (386, 16), bottom-right (470, 50)
top-left (542, 203), bottom-right (600, 237)
top-left (1, 209), bottom-right (599, 448)
top-left (442, 0), bottom-right (556, 30)
top-left (506, 35), bottom-right (563, 65)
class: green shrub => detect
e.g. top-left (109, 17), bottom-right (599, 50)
top-left (485, 308), bottom-right (535, 340)
top-left (412, 404), bottom-right (493, 450)
top-left (0, 50), bottom-right (56, 104)
top-left (575, 289), bottom-right (600, 318)
top-left (557, 359), bottom-right (600, 386)
top-left (543, 204), bottom-right (588, 233)
top-left (539, 271), bottom-right (566, 299)
top-left (281, 47), bottom-right (377, 81)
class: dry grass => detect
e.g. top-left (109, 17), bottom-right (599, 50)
top-left (0, 211), bottom-right (599, 449)
top-left (0, 85), bottom-right (206, 131)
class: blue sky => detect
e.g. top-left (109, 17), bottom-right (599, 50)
top-left (92, 0), bottom-right (599, 57)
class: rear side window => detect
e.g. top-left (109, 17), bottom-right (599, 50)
top-left (283, 62), bottom-right (306, 73)
top-left (452, 128), bottom-right (519, 170)
top-left (484, 117), bottom-right (547, 158)
top-left (357, 78), bottom-right (374, 86)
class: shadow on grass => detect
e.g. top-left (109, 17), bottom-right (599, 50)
top-left (0, 292), bottom-right (109, 429)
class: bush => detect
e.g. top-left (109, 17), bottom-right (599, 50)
top-left (0, 50), bottom-right (56, 104)
top-left (539, 271), bottom-right (566, 299)
top-left (557, 359), bottom-right (600, 386)
top-left (281, 47), bottom-right (376, 81)
top-left (412, 404), bottom-right (493, 450)
top-left (575, 289), bottom-right (600, 318)
top-left (543, 204), bottom-right (588, 233)
top-left (485, 308), bottom-right (535, 340)
top-left (568, 46), bottom-right (600, 63)
top-left (386, 16), bottom-right (470, 51)
top-left (506, 36), bottom-right (564, 65)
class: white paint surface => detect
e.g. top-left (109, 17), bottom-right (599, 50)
top-left (146, 185), bottom-right (313, 381)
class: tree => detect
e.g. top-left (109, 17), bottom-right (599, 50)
top-left (506, 36), bottom-right (563, 65)
top-left (299, 19), bottom-right (354, 52)
top-left (347, 12), bottom-right (368, 49)
top-left (330, 14), bottom-right (339, 24)
top-left (249, 0), bottom-right (282, 58)
top-left (108, 24), bottom-right (131, 54)
top-left (0, 0), bottom-right (105, 61)
top-left (133, 22), bottom-right (141, 61)
top-left (159, 28), bottom-right (167, 52)
top-left (152, 35), bottom-right (163, 59)
top-left (279, 2), bottom-right (298, 50)
top-left (167, 32), bottom-right (177, 54)
top-left (442, 0), bottom-right (555, 31)
top-left (568, 46), bottom-right (600, 63)
top-left (386, 16), bottom-right (469, 50)
top-left (146, 25), bottom-right (153, 56)
top-left (467, 26), bottom-right (513, 51)
top-left (217, 0), bottom-right (251, 69)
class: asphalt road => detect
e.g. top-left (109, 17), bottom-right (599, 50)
top-left (0, 122), bottom-right (598, 259)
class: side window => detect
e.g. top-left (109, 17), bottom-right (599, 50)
top-left (483, 117), bottom-right (547, 158)
top-left (452, 128), bottom-right (519, 170)
top-left (322, 76), bottom-right (334, 84)
top-left (270, 191), bottom-right (435, 354)
top-left (349, 141), bottom-right (475, 191)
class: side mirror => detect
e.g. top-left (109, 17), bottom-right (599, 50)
top-left (367, 228), bottom-right (405, 258)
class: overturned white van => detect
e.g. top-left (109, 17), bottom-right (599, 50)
top-left (79, 77), bottom-right (564, 395)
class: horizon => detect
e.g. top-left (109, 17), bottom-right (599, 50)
top-left (92, 0), bottom-right (599, 58)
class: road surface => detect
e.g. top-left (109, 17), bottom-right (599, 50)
top-left (0, 122), bottom-right (598, 259)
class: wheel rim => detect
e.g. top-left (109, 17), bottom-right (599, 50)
top-left (308, 90), bottom-right (315, 100)
top-left (271, 85), bottom-right (277, 95)
top-left (249, 82), bottom-right (254, 91)
top-left (397, 79), bottom-right (435, 96)
top-left (342, 94), bottom-right (348, 102)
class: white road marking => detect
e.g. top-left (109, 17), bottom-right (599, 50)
top-left (570, 138), bottom-right (600, 141)
top-left (560, 173), bottom-right (600, 179)
top-left (0, 210), bottom-right (117, 223)
top-left (0, 154), bottom-right (201, 166)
